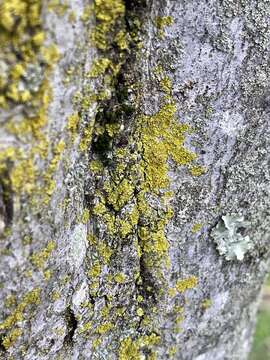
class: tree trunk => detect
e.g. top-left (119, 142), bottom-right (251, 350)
top-left (0, 0), bottom-right (269, 359)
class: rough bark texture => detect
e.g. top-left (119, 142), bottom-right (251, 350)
top-left (0, 0), bottom-right (269, 359)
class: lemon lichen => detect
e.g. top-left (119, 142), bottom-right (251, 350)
top-left (189, 165), bottom-right (206, 177)
top-left (119, 337), bottom-right (140, 360)
top-left (114, 273), bottom-right (126, 284)
top-left (2, 327), bottom-right (23, 349)
top-left (155, 16), bottom-right (174, 38)
top-left (96, 321), bottom-right (113, 334)
top-left (0, 0), bottom-right (61, 209)
top-left (191, 223), bottom-right (202, 233)
top-left (30, 241), bottom-right (56, 270)
top-left (0, 289), bottom-right (41, 331)
top-left (176, 276), bottom-right (198, 293)
top-left (91, 0), bottom-right (125, 50)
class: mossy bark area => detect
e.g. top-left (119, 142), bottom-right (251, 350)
top-left (0, 1), bottom-right (269, 359)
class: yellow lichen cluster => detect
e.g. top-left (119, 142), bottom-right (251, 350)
top-left (96, 321), bottom-right (113, 334)
top-left (175, 276), bottom-right (198, 293)
top-left (74, 0), bottom-right (128, 151)
top-left (118, 334), bottom-right (160, 360)
top-left (0, 0), bottom-right (61, 205)
top-left (30, 241), bottom-right (56, 269)
top-left (155, 16), bottom-right (174, 38)
top-left (85, 63), bottom-right (198, 354)
top-left (191, 223), bottom-right (202, 233)
top-left (189, 165), bottom-right (206, 177)
top-left (2, 327), bottom-right (23, 349)
top-left (0, 0), bottom-right (44, 107)
top-left (91, 0), bottom-right (125, 50)
top-left (0, 288), bottom-right (40, 348)
top-left (43, 140), bottom-right (65, 202)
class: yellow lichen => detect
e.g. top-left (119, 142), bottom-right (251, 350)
top-left (96, 321), bottom-right (113, 334)
top-left (89, 159), bottom-right (103, 173)
top-left (176, 276), bottom-right (198, 293)
top-left (51, 290), bottom-right (61, 301)
top-left (2, 327), bottom-right (23, 349)
top-left (87, 58), bottom-right (113, 78)
top-left (118, 337), bottom-right (141, 360)
top-left (91, 0), bottom-right (125, 50)
top-left (155, 16), bottom-right (174, 38)
top-left (30, 241), bottom-right (56, 269)
top-left (136, 308), bottom-right (144, 317)
top-left (114, 273), bottom-right (125, 284)
top-left (191, 223), bottom-right (202, 233)
top-left (189, 165), bottom-right (206, 177)
top-left (104, 178), bottom-right (134, 211)
top-left (10, 158), bottom-right (36, 194)
top-left (0, 0), bottom-right (61, 209)
top-left (81, 209), bottom-right (90, 224)
top-left (67, 112), bottom-right (80, 137)
top-left (88, 262), bottom-right (101, 278)
top-left (79, 321), bottom-right (92, 333)
top-left (0, 289), bottom-right (41, 330)
top-left (114, 29), bottom-right (128, 50)
top-left (160, 76), bottom-right (172, 94)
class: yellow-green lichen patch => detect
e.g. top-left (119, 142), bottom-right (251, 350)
top-left (0, 288), bottom-right (41, 331)
top-left (43, 140), bottom-right (65, 203)
top-left (48, 0), bottom-right (69, 16)
top-left (139, 101), bottom-right (196, 193)
top-left (81, 209), bottom-right (90, 224)
top-left (118, 337), bottom-right (141, 360)
top-left (155, 16), bottom-right (174, 38)
top-left (89, 159), bottom-right (103, 173)
top-left (88, 262), bottom-right (102, 278)
top-left (50, 290), bottom-right (61, 301)
top-left (67, 112), bottom-right (80, 139)
top-left (79, 321), bottom-right (92, 334)
top-left (118, 334), bottom-right (160, 360)
top-left (160, 76), bottom-right (172, 94)
top-left (10, 158), bottom-right (36, 194)
top-left (176, 276), bottom-right (198, 293)
top-left (114, 273), bottom-right (126, 284)
top-left (104, 178), bottom-right (134, 211)
top-left (95, 321), bottom-right (113, 335)
top-left (30, 241), bottom-right (56, 270)
top-left (91, 0), bottom-right (125, 50)
top-left (189, 165), bottom-right (206, 177)
top-left (1, 327), bottom-right (23, 349)
top-left (0, 0), bottom-right (61, 208)
top-left (87, 58), bottom-right (114, 78)
top-left (191, 223), bottom-right (202, 233)
top-left (4, 295), bottom-right (16, 309)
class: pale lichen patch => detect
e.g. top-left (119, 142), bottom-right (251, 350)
top-left (211, 214), bottom-right (253, 261)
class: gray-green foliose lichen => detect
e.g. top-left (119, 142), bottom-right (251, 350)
top-left (212, 214), bottom-right (254, 261)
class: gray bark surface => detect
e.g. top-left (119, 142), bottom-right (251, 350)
top-left (0, 1), bottom-right (269, 359)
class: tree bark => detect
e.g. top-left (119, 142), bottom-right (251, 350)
top-left (0, 1), bottom-right (269, 359)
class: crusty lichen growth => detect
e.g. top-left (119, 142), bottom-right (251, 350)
top-left (189, 165), bottom-right (206, 177)
top-left (91, 0), bottom-right (125, 50)
top-left (191, 223), bottom-right (202, 233)
top-left (176, 276), bottom-right (198, 293)
top-left (84, 51), bottom-right (199, 354)
top-left (155, 15), bottom-right (174, 38)
top-left (0, 0), bottom-right (61, 208)
top-left (30, 241), bottom-right (56, 270)
top-left (0, 289), bottom-right (41, 338)
top-left (2, 327), bottom-right (23, 349)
